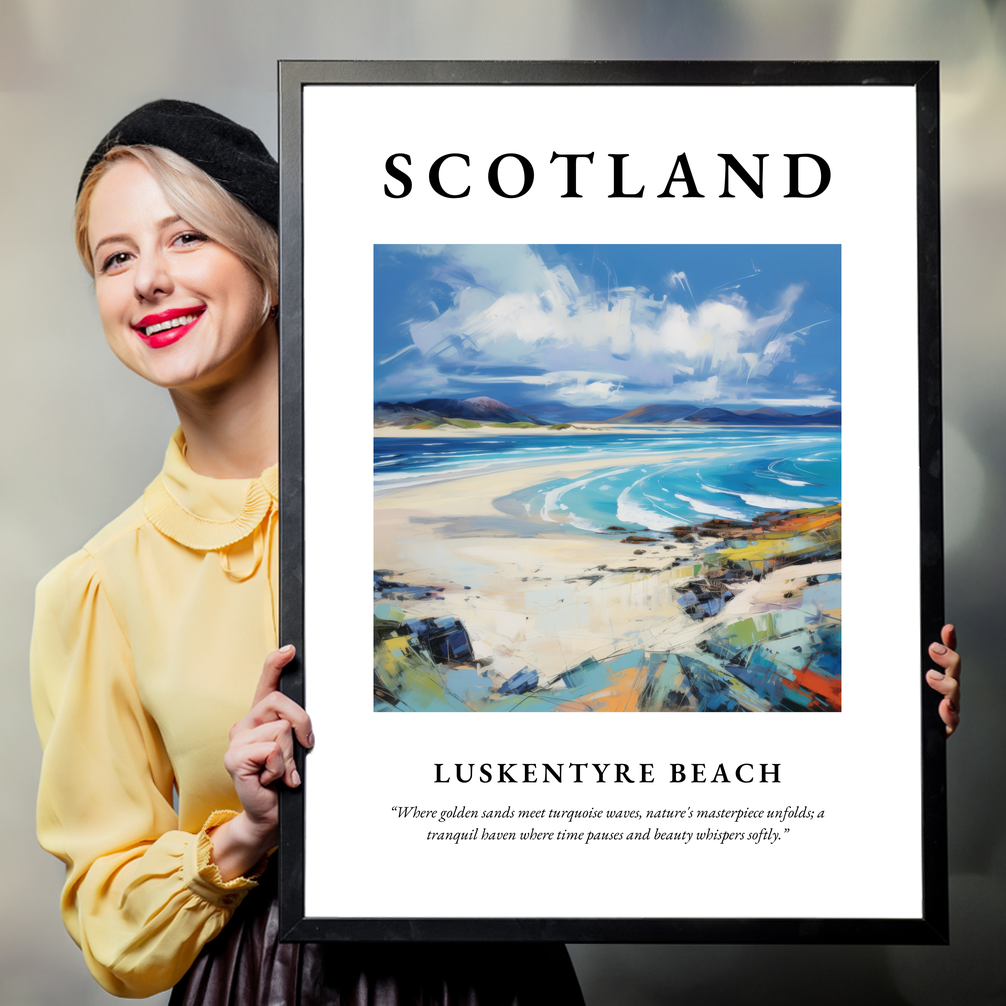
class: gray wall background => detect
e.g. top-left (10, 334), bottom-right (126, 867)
top-left (1, 2), bottom-right (1003, 1003)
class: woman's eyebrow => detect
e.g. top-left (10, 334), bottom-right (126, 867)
top-left (92, 216), bottom-right (185, 257)
top-left (92, 232), bottom-right (132, 256)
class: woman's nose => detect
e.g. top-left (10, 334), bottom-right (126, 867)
top-left (133, 249), bottom-right (173, 302)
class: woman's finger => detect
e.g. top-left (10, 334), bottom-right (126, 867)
top-left (252, 644), bottom-right (296, 707)
top-left (926, 667), bottom-right (960, 737)
top-left (243, 690), bottom-right (314, 749)
top-left (925, 668), bottom-right (959, 704)
top-left (233, 718), bottom-right (301, 788)
top-left (224, 738), bottom-right (287, 787)
top-left (928, 624), bottom-right (961, 738)
top-left (941, 623), bottom-right (957, 653)
top-left (939, 698), bottom-right (961, 737)
top-left (256, 742), bottom-right (287, 787)
top-left (928, 641), bottom-right (961, 682)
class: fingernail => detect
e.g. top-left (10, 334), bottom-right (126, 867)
top-left (292, 768), bottom-right (301, 787)
top-left (307, 732), bottom-right (315, 748)
top-left (931, 643), bottom-right (947, 655)
top-left (927, 670), bottom-right (944, 680)
top-left (280, 644), bottom-right (295, 654)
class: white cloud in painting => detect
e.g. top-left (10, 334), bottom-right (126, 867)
top-left (481, 369), bottom-right (629, 388)
top-left (376, 361), bottom-right (454, 398)
top-left (475, 370), bottom-right (627, 404)
top-left (557, 379), bottom-right (625, 404)
top-left (378, 246), bottom-right (838, 408)
top-left (375, 360), bottom-right (838, 410)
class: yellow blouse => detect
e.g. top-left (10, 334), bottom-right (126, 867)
top-left (31, 428), bottom-right (279, 998)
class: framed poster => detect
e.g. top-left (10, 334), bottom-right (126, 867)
top-left (277, 61), bottom-right (946, 943)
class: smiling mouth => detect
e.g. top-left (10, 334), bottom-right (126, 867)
top-left (135, 307), bottom-right (206, 338)
top-left (131, 307), bottom-right (207, 349)
top-left (142, 313), bottom-right (199, 337)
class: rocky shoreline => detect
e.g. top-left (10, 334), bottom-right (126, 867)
top-left (374, 503), bottom-right (842, 713)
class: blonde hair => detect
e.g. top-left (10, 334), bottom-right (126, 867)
top-left (75, 145), bottom-right (278, 323)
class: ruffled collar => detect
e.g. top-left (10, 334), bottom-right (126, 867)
top-left (143, 428), bottom-right (278, 551)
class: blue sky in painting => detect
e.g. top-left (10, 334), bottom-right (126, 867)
top-left (374, 245), bottom-right (840, 416)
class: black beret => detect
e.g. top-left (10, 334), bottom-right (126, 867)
top-left (77, 99), bottom-right (278, 228)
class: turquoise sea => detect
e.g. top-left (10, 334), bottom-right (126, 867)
top-left (375, 427), bottom-right (841, 531)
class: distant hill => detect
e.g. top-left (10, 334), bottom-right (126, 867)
top-left (375, 396), bottom-right (544, 426)
top-left (524, 403), bottom-right (628, 423)
top-left (374, 397), bottom-right (840, 428)
top-left (682, 407), bottom-right (743, 423)
top-left (800, 408), bottom-right (841, 424)
top-left (603, 404), bottom-right (841, 426)
top-left (598, 404), bottom-right (699, 424)
top-left (684, 407), bottom-right (841, 426)
top-left (734, 407), bottom-right (787, 417)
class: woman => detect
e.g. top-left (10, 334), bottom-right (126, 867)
top-left (31, 100), bottom-right (586, 1003)
top-left (33, 98), bottom-right (963, 1003)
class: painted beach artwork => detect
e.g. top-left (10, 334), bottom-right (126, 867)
top-left (374, 244), bottom-right (841, 712)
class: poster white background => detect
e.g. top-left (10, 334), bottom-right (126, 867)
top-left (301, 84), bottom-right (919, 920)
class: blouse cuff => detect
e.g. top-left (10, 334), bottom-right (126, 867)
top-left (183, 810), bottom-right (269, 909)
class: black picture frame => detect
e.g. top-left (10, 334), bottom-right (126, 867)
top-left (277, 60), bottom-right (945, 944)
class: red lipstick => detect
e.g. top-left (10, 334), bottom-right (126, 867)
top-left (132, 306), bottom-right (206, 349)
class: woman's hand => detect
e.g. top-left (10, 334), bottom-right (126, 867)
top-left (926, 624), bottom-right (961, 738)
top-left (209, 645), bottom-right (314, 881)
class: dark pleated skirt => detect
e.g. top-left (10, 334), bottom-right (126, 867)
top-left (169, 869), bottom-right (584, 1006)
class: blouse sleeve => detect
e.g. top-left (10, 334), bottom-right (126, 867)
top-left (30, 549), bottom-right (262, 998)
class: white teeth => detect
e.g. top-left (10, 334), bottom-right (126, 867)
top-left (142, 313), bottom-right (199, 337)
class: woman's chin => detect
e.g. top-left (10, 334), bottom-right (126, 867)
top-left (122, 353), bottom-right (218, 393)
top-left (110, 322), bottom-right (273, 395)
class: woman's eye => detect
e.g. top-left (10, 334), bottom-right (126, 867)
top-left (173, 231), bottom-right (208, 248)
top-left (101, 251), bottom-right (131, 273)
